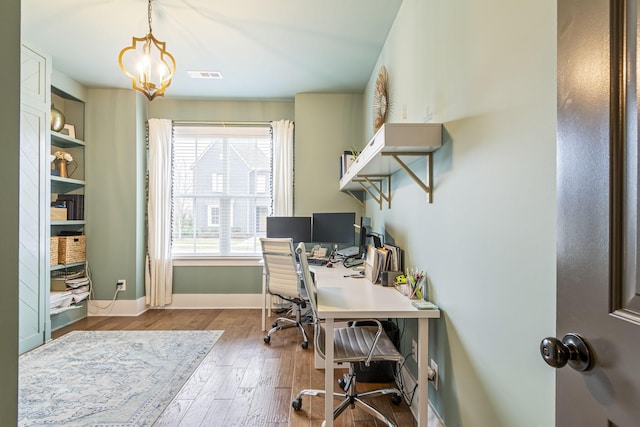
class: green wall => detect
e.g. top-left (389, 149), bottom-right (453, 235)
top-left (293, 93), bottom-right (364, 217)
top-left (173, 266), bottom-right (263, 294)
top-left (363, 0), bottom-right (557, 426)
top-left (0, 0), bottom-right (20, 422)
top-left (86, 89), bottom-right (146, 300)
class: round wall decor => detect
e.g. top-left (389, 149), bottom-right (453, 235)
top-left (372, 65), bottom-right (389, 132)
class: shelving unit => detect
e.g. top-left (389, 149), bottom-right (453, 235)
top-left (49, 87), bottom-right (89, 327)
top-left (339, 123), bottom-right (443, 208)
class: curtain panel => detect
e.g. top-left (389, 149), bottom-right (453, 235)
top-left (145, 118), bottom-right (174, 307)
top-left (271, 120), bottom-right (294, 216)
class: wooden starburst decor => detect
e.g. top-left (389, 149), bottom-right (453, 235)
top-left (373, 65), bottom-right (389, 132)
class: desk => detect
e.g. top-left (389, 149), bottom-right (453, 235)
top-left (311, 264), bottom-right (440, 427)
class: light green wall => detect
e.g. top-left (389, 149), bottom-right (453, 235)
top-left (363, 1), bottom-right (556, 426)
top-left (294, 93), bottom-right (364, 217)
top-left (0, 0), bottom-right (20, 421)
top-left (173, 266), bottom-right (263, 294)
top-left (86, 89), bottom-right (146, 300)
top-left (149, 98), bottom-right (294, 122)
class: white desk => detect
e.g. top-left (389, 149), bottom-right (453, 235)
top-left (311, 264), bottom-right (440, 427)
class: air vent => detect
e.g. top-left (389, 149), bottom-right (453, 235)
top-left (187, 70), bottom-right (223, 79)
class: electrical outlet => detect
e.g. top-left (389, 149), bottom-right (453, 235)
top-left (116, 279), bottom-right (126, 292)
top-left (411, 339), bottom-right (418, 362)
top-left (430, 358), bottom-right (439, 391)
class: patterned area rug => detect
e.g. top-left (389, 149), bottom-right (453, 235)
top-left (19, 330), bottom-right (223, 426)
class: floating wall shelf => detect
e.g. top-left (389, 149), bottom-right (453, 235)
top-left (339, 123), bottom-right (443, 208)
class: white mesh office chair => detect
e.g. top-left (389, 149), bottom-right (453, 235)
top-left (292, 242), bottom-right (404, 427)
top-left (260, 237), bottom-right (309, 349)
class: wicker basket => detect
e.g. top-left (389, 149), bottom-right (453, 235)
top-left (50, 236), bottom-right (59, 266)
top-left (58, 235), bottom-right (86, 264)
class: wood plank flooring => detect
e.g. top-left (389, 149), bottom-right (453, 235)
top-left (52, 309), bottom-right (416, 426)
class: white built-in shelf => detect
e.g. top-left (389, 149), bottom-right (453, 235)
top-left (339, 123), bottom-right (443, 207)
top-left (51, 220), bottom-right (86, 226)
top-left (51, 131), bottom-right (85, 148)
top-left (50, 261), bottom-right (86, 271)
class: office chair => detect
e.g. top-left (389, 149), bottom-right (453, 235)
top-left (260, 237), bottom-right (310, 349)
top-left (292, 242), bottom-right (404, 427)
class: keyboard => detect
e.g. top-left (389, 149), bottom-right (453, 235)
top-left (308, 258), bottom-right (329, 266)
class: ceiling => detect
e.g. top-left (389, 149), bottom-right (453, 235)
top-left (21, 0), bottom-right (402, 100)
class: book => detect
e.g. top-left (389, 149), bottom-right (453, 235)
top-left (411, 300), bottom-right (437, 310)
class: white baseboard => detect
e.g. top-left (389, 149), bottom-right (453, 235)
top-left (399, 365), bottom-right (446, 427)
top-left (87, 293), bottom-right (263, 316)
top-left (87, 296), bottom-right (148, 317)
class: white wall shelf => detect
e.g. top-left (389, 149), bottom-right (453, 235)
top-left (339, 123), bottom-right (443, 208)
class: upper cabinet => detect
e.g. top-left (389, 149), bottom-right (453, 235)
top-left (339, 123), bottom-right (443, 208)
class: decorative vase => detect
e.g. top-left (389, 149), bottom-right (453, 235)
top-left (51, 104), bottom-right (65, 132)
top-left (57, 158), bottom-right (68, 178)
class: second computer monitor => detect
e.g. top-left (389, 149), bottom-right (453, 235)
top-left (312, 212), bottom-right (355, 245)
top-left (266, 216), bottom-right (312, 243)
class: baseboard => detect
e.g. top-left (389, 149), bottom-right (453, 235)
top-left (88, 293), bottom-right (263, 316)
top-left (399, 365), bottom-right (446, 427)
top-left (87, 296), bottom-right (148, 317)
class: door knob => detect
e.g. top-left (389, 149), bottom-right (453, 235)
top-left (540, 333), bottom-right (593, 371)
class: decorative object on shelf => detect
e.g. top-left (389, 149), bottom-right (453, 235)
top-left (53, 150), bottom-right (76, 178)
top-left (118, 0), bottom-right (176, 101)
top-left (372, 65), bottom-right (389, 132)
top-left (61, 123), bottom-right (76, 139)
top-left (50, 104), bottom-right (65, 132)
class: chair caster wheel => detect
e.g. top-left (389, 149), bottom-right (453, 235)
top-left (292, 398), bottom-right (302, 410)
top-left (301, 341), bottom-right (309, 349)
top-left (272, 322), bottom-right (278, 328)
top-left (264, 335), bottom-right (271, 344)
top-left (391, 394), bottom-right (402, 405)
top-left (337, 378), bottom-right (347, 391)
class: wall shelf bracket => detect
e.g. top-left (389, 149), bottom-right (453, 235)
top-left (345, 190), bottom-right (365, 208)
top-left (354, 175), bottom-right (391, 210)
top-left (384, 152), bottom-right (434, 203)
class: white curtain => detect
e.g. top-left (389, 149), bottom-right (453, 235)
top-left (145, 118), bottom-right (173, 307)
top-left (271, 120), bottom-right (294, 216)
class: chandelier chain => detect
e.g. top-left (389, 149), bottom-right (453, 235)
top-left (148, 0), bottom-right (153, 34)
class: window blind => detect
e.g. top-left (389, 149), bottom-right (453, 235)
top-left (172, 124), bottom-right (273, 256)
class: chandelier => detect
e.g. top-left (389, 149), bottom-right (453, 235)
top-left (118, 0), bottom-right (176, 101)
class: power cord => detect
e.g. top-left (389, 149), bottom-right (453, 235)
top-left (86, 260), bottom-right (120, 312)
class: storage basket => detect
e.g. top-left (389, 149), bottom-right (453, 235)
top-left (50, 236), bottom-right (59, 266)
top-left (58, 235), bottom-right (86, 264)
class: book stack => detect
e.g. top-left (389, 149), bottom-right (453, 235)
top-left (339, 151), bottom-right (355, 179)
top-left (364, 243), bottom-right (404, 284)
top-left (54, 194), bottom-right (84, 220)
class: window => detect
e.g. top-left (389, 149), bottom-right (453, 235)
top-left (172, 125), bottom-right (272, 256)
top-left (207, 204), bottom-right (220, 226)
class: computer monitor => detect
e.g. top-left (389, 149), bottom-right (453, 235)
top-left (359, 216), bottom-right (372, 254)
top-left (312, 212), bottom-right (356, 245)
top-left (266, 216), bottom-right (312, 243)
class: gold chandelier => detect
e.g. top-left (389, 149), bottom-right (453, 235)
top-left (118, 0), bottom-right (176, 101)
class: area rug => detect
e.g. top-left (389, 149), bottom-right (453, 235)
top-left (19, 330), bottom-right (223, 426)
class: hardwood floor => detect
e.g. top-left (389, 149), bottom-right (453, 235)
top-left (52, 309), bottom-right (416, 426)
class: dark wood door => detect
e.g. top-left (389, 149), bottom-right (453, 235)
top-left (555, 0), bottom-right (640, 425)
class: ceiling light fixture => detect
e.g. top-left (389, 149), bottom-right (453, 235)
top-left (118, 0), bottom-right (176, 101)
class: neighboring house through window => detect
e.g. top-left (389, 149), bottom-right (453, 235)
top-left (172, 125), bottom-right (272, 256)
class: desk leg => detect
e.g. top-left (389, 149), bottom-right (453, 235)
top-left (324, 318), bottom-right (334, 427)
top-left (261, 272), bottom-right (266, 332)
top-left (417, 318), bottom-right (429, 426)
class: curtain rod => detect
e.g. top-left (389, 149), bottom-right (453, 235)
top-left (174, 120), bottom-right (272, 126)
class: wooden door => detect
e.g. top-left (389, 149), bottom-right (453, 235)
top-left (553, 0), bottom-right (640, 424)
top-left (19, 46), bottom-right (50, 353)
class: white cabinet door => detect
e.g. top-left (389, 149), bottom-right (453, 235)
top-left (19, 45), bottom-right (50, 354)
